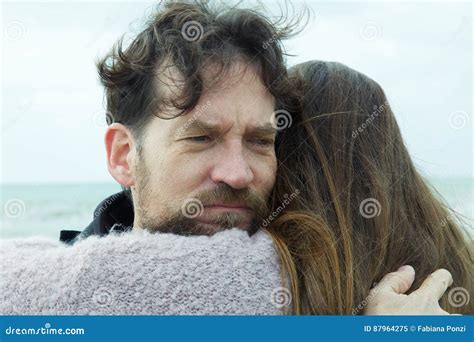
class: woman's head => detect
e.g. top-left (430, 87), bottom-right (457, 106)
top-left (268, 60), bottom-right (473, 314)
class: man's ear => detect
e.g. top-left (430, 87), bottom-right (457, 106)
top-left (105, 123), bottom-right (138, 188)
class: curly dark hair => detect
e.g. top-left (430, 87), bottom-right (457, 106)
top-left (96, 0), bottom-right (303, 140)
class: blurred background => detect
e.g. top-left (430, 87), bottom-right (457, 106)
top-left (1, 0), bottom-right (472, 239)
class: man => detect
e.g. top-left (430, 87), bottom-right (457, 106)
top-left (61, 0), bottom-right (290, 242)
top-left (59, 0), bottom-right (455, 315)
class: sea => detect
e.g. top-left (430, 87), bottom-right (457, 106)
top-left (1, 178), bottom-right (473, 240)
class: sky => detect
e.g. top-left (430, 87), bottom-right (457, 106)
top-left (1, 0), bottom-right (472, 184)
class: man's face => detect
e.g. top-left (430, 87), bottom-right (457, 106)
top-left (131, 62), bottom-right (277, 235)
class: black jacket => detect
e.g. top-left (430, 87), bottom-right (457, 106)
top-left (59, 191), bottom-right (134, 245)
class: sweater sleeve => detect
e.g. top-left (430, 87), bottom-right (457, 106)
top-left (0, 228), bottom-right (288, 315)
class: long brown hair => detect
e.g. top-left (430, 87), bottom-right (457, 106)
top-left (268, 60), bottom-right (473, 315)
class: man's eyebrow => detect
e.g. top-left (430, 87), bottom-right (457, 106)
top-left (248, 123), bottom-right (278, 136)
top-left (179, 119), bottom-right (278, 136)
top-left (180, 119), bottom-right (221, 135)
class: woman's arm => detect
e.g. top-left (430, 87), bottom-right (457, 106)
top-left (0, 228), bottom-right (286, 315)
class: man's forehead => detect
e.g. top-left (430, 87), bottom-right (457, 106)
top-left (154, 59), bottom-right (274, 107)
top-left (166, 99), bottom-right (277, 137)
top-left (153, 61), bottom-right (276, 131)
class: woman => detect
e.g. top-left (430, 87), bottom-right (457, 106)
top-left (268, 61), bottom-right (473, 315)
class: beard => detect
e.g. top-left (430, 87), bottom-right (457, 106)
top-left (133, 155), bottom-right (271, 237)
top-left (144, 210), bottom-right (266, 236)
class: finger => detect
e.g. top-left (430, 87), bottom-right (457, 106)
top-left (413, 268), bottom-right (453, 300)
top-left (372, 265), bottom-right (415, 294)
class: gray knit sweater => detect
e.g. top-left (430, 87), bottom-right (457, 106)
top-left (0, 228), bottom-right (290, 315)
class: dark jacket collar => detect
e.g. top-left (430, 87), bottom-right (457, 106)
top-left (59, 191), bottom-right (134, 245)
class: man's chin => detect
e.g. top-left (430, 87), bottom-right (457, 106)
top-left (140, 210), bottom-right (263, 236)
top-left (190, 213), bottom-right (254, 233)
top-left (140, 214), bottom-right (263, 237)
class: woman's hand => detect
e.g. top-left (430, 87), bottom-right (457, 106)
top-left (364, 265), bottom-right (456, 315)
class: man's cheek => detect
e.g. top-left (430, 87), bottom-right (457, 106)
top-left (264, 161), bottom-right (277, 192)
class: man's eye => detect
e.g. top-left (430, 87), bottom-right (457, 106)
top-left (251, 138), bottom-right (274, 147)
top-left (187, 135), bottom-right (211, 142)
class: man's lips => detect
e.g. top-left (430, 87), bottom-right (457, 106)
top-left (203, 205), bottom-right (250, 214)
top-left (205, 203), bottom-right (249, 210)
top-left (191, 204), bottom-right (252, 225)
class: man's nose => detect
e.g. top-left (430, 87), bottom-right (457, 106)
top-left (210, 141), bottom-right (254, 189)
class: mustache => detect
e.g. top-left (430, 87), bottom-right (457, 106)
top-left (192, 184), bottom-right (269, 218)
top-left (141, 185), bottom-right (271, 236)
top-left (154, 213), bottom-right (263, 236)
